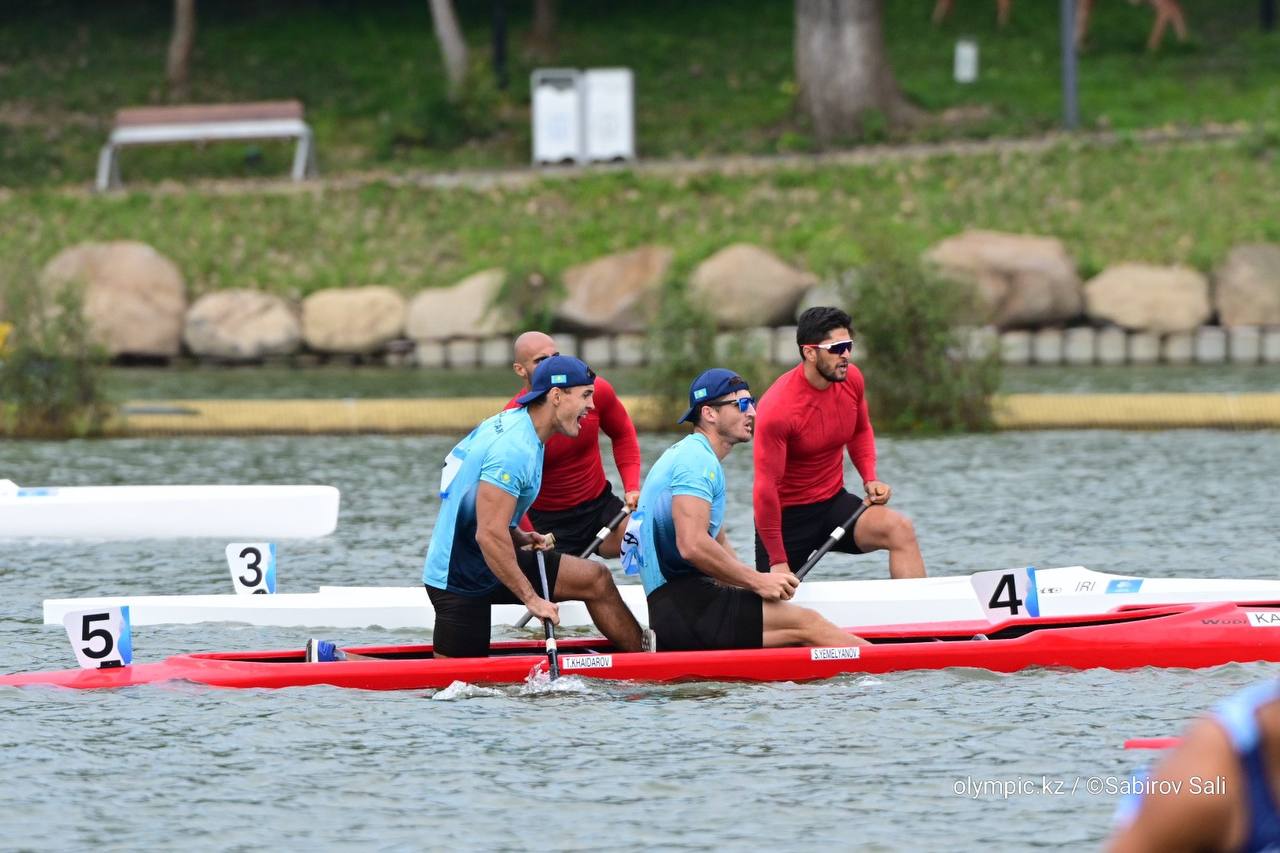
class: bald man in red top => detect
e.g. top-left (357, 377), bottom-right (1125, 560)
top-left (504, 331), bottom-right (641, 558)
top-left (753, 307), bottom-right (926, 579)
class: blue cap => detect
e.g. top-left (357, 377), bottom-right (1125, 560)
top-left (677, 368), bottom-right (750, 424)
top-left (515, 355), bottom-right (597, 406)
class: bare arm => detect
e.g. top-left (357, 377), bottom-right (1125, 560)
top-left (475, 482), bottom-right (556, 620)
top-left (1107, 719), bottom-right (1239, 853)
top-left (752, 410), bottom-right (791, 570)
top-left (672, 495), bottom-right (796, 601)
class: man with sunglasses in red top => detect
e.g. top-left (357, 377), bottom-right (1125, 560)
top-left (504, 330), bottom-right (642, 558)
top-left (753, 306), bottom-right (926, 579)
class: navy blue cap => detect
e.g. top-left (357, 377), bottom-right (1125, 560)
top-left (515, 355), bottom-right (597, 406)
top-left (677, 368), bottom-right (750, 424)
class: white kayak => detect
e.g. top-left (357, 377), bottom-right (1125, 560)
top-left (0, 481), bottom-right (340, 540)
top-left (41, 566), bottom-right (1280, 630)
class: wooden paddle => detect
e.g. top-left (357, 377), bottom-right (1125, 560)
top-left (535, 549), bottom-right (559, 680)
top-left (794, 501), bottom-right (871, 582)
top-left (514, 506), bottom-right (630, 629)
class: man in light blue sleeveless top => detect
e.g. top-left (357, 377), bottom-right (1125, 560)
top-left (423, 355), bottom-right (643, 658)
top-left (622, 368), bottom-right (866, 651)
top-left (1109, 679), bottom-right (1280, 852)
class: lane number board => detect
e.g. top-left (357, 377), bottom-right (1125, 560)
top-left (226, 543), bottom-right (277, 595)
top-left (971, 566), bottom-right (1040, 622)
top-left (62, 606), bottom-right (132, 669)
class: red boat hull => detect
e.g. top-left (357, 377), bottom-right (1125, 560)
top-left (5, 602), bottom-right (1280, 691)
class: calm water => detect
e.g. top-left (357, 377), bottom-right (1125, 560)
top-left (3, 430), bottom-right (1279, 850)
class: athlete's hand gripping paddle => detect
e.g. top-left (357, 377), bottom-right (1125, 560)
top-left (514, 507), bottom-right (630, 629)
top-left (536, 550), bottom-right (560, 681)
top-left (794, 501), bottom-right (871, 582)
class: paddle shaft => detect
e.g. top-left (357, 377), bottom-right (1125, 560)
top-left (536, 550), bottom-right (559, 680)
top-left (794, 501), bottom-right (870, 582)
top-left (514, 507), bottom-right (630, 629)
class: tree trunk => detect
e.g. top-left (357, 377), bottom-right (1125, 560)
top-left (429, 0), bottom-right (470, 100)
top-left (527, 0), bottom-right (557, 60)
top-left (794, 0), bottom-right (918, 144)
top-left (166, 0), bottom-right (196, 102)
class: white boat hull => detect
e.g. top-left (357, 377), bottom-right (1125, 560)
top-left (0, 483), bottom-right (340, 540)
top-left (41, 566), bottom-right (1280, 631)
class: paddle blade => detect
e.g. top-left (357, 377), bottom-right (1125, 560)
top-left (1123, 737), bottom-right (1181, 750)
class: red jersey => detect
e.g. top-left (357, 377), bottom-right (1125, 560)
top-left (753, 363), bottom-right (877, 567)
top-left (503, 376), bottom-right (641, 511)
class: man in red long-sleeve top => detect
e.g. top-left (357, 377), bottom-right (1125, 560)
top-left (504, 331), bottom-right (642, 558)
top-left (753, 306), bottom-right (926, 579)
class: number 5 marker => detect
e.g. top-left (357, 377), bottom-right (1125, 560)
top-left (63, 607), bottom-right (132, 669)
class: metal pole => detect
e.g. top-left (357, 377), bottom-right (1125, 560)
top-left (1060, 0), bottom-right (1079, 130)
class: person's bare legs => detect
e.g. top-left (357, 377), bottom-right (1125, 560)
top-left (552, 554), bottom-right (642, 651)
top-left (852, 505), bottom-right (926, 579)
top-left (762, 601), bottom-right (868, 647)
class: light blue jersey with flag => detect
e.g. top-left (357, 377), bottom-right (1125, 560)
top-left (623, 433), bottom-right (725, 595)
top-left (423, 408), bottom-right (544, 596)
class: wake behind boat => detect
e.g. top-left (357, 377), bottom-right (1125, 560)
top-left (0, 481), bottom-right (340, 540)
top-left (6, 602), bottom-right (1280, 691)
top-left (41, 565), bottom-right (1280, 630)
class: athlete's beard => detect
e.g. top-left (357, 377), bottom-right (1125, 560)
top-left (816, 359), bottom-right (847, 383)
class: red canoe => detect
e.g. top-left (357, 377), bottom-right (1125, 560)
top-left (4, 602), bottom-right (1280, 692)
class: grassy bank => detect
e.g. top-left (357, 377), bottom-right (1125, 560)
top-left (4, 135), bottom-right (1279, 298)
top-left (2, 0), bottom-right (1278, 188)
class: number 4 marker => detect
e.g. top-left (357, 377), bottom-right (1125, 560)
top-left (970, 567), bottom-right (1040, 622)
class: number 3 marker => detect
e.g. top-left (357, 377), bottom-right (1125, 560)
top-left (226, 543), bottom-right (277, 595)
top-left (63, 607), bottom-right (132, 669)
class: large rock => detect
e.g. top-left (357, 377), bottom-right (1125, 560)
top-left (923, 230), bottom-right (1082, 329)
top-left (302, 286), bottom-right (406, 353)
top-left (39, 240), bottom-right (186, 357)
top-left (406, 269), bottom-right (511, 341)
top-left (689, 244), bottom-right (817, 329)
top-left (796, 279), bottom-right (853, 320)
top-left (1215, 244), bottom-right (1280, 327)
top-left (1084, 264), bottom-right (1211, 333)
top-left (555, 246), bottom-right (672, 333)
top-left (184, 290), bottom-right (301, 361)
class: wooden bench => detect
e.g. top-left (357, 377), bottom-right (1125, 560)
top-left (95, 100), bottom-right (317, 191)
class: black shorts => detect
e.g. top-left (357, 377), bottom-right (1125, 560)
top-left (646, 575), bottom-right (763, 651)
top-left (426, 549), bottom-right (562, 658)
top-left (754, 488), bottom-right (866, 572)
top-left (527, 481), bottom-right (625, 556)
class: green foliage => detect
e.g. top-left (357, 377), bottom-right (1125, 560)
top-left (643, 282), bottom-right (717, 422)
top-left (494, 268), bottom-right (564, 333)
top-left (4, 0), bottom-right (1280, 187)
top-left (0, 279), bottom-right (115, 438)
top-left (385, 57), bottom-right (511, 155)
top-left (847, 250), bottom-right (1001, 434)
top-left (715, 331), bottom-right (778, 404)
